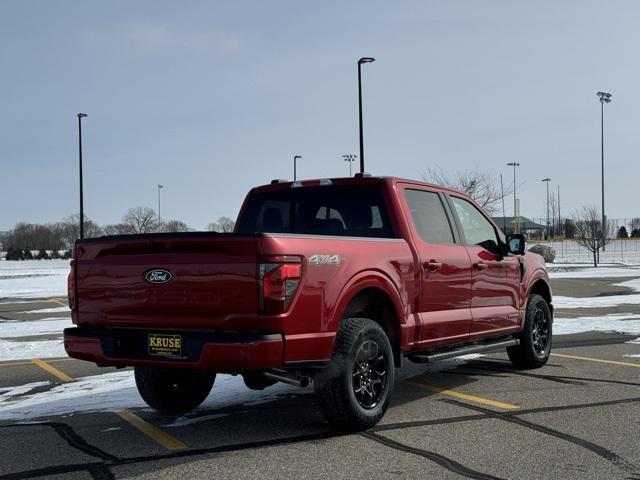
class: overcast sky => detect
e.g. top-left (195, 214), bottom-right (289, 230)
top-left (2, 1), bottom-right (639, 230)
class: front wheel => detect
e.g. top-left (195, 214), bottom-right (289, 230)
top-left (134, 367), bottom-right (215, 414)
top-left (315, 318), bottom-right (394, 431)
top-left (507, 294), bottom-right (552, 369)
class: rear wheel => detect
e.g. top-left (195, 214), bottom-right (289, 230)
top-left (134, 367), bottom-right (215, 414)
top-left (507, 293), bottom-right (552, 369)
top-left (315, 318), bottom-right (394, 430)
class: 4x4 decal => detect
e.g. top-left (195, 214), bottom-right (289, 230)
top-left (309, 254), bottom-right (341, 266)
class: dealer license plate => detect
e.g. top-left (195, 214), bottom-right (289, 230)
top-left (147, 334), bottom-right (183, 358)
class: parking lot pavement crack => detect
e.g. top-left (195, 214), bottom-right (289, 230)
top-left (360, 431), bottom-right (506, 480)
top-left (86, 464), bottom-right (116, 480)
top-left (0, 462), bottom-right (111, 480)
top-left (441, 399), bottom-right (638, 474)
top-left (48, 422), bottom-right (119, 462)
top-left (0, 422), bottom-right (118, 462)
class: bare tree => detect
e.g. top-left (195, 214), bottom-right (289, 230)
top-left (162, 220), bottom-right (190, 232)
top-left (103, 223), bottom-right (132, 236)
top-left (207, 216), bottom-right (235, 233)
top-left (573, 206), bottom-right (613, 267)
top-left (422, 167), bottom-right (513, 214)
top-left (122, 207), bottom-right (157, 234)
top-left (59, 214), bottom-right (103, 247)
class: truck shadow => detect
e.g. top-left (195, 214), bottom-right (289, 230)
top-left (137, 356), bottom-right (494, 447)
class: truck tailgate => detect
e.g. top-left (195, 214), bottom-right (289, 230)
top-left (74, 234), bottom-right (258, 330)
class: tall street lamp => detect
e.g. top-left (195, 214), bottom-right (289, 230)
top-left (293, 155), bottom-right (302, 181)
top-left (500, 173), bottom-right (507, 232)
top-left (77, 113), bottom-right (88, 240)
top-left (542, 178), bottom-right (551, 239)
top-left (343, 154), bottom-right (357, 176)
top-left (357, 57), bottom-right (375, 174)
top-left (557, 184), bottom-right (561, 237)
top-left (157, 184), bottom-right (164, 226)
top-left (507, 162), bottom-right (520, 233)
top-left (597, 91), bottom-right (612, 250)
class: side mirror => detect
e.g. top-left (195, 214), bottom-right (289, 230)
top-left (506, 234), bottom-right (526, 255)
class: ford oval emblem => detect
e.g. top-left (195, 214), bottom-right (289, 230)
top-left (145, 269), bottom-right (172, 284)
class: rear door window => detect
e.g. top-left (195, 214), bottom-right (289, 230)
top-left (404, 189), bottom-right (456, 244)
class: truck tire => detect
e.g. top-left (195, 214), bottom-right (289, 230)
top-left (507, 294), bottom-right (552, 369)
top-left (134, 367), bottom-right (215, 414)
top-left (315, 318), bottom-right (394, 430)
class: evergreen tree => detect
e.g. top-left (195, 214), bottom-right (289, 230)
top-left (617, 226), bottom-right (629, 238)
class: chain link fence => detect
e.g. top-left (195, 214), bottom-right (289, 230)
top-left (528, 217), bottom-right (640, 264)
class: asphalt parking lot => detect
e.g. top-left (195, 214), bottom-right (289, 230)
top-left (1, 278), bottom-right (639, 480)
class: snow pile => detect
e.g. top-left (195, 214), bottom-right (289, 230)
top-left (0, 260), bottom-right (69, 298)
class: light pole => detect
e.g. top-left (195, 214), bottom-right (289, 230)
top-left (77, 113), bottom-right (88, 240)
top-left (557, 184), bottom-right (561, 237)
top-left (293, 155), bottom-right (302, 181)
top-left (542, 178), bottom-right (551, 239)
top-left (343, 154), bottom-right (357, 176)
top-left (507, 162), bottom-right (520, 233)
top-left (500, 174), bottom-right (507, 233)
top-left (597, 91), bottom-right (612, 250)
top-left (157, 184), bottom-right (164, 226)
top-left (357, 57), bottom-right (375, 174)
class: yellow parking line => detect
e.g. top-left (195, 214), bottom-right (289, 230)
top-left (31, 358), bottom-right (74, 382)
top-left (1, 357), bottom-right (73, 367)
top-left (48, 299), bottom-right (68, 307)
top-left (117, 410), bottom-right (187, 451)
top-left (410, 382), bottom-right (519, 410)
top-left (28, 357), bottom-right (187, 451)
top-left (552, 353), bottom-right (640, 369)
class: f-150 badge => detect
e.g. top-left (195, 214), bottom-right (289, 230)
top-left (309, 254), bottom-right (341, 266)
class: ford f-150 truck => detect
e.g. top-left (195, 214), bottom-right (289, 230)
top-left (64, 176), bottom-right (553, 429)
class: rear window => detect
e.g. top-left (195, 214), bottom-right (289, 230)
top-left (237, 185), bottom-right (395, 238)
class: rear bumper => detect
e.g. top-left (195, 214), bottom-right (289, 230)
top-left (63, 327), bottom-right (284, 372)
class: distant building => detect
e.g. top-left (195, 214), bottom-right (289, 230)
top-left (491, 216), bottom-right (546, 237)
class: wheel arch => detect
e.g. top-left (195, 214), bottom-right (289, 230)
top-left (528, 278), bottom-right (553, 317)
top-left (332, 272), bottom-right (407, 367)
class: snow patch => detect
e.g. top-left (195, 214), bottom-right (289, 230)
top-left (554, 314), bottom-right (640, 335)
top-left (0, 354), bottom-right (487, 421)
top-left (0, 338), bottom-right (66, 361)
top-left (24, 306), bottom-right (69, 314)
top-left (0, 260), bottom-right (69, 298)
top-left (0, 318), bottom-right (71, 338)
top-left (0, 381), bottom-right (50, 400)
top-left (548, 266), bottom-right (640, 279)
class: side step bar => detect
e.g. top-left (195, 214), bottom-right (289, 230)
top-left (408, 338), bottom-right (519, 364)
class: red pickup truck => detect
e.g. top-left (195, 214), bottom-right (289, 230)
top-left (64, 176), bottom-right (553, 429)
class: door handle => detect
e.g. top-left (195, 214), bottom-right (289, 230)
top-left (423, 260), bottom-right (442, 272)
top-left (473, 261), bottom-right (488, 271)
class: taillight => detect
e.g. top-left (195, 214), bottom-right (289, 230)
top-left (258, 259), bottom-right (302, 314)
top-left (67, 259), bottom-right (76, 310)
